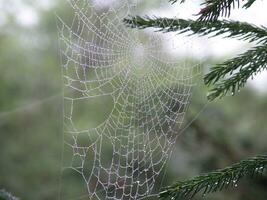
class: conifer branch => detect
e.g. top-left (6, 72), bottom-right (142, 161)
top-left (169, 0), bottom-right (257, 21)
top-left (205, 45), bottom-right (267, 100)
top-left (243, 0), bottom-right (257, 8)
top-left (169, 0), bottom-right (186, 4)
top-left (159, 155), bottom-right (267, 200)
top-left (125, 2), bottom-right (267, 200)
top-left (197, 0), bottom-right (257, 21)
top-left (124, 16), bottom-right (267, 43)
top-left (124, 16), bottom-right (267, 100)
top-left (0, 190), bottom-right (18, 200)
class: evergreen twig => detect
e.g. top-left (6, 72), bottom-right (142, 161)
top-left (169, 0), bottom-right (257, 21)
top-left (159, 155), bottom-right (267, 200)
top-left (0, 190), bottom-right (18, 200)
top-left (125, 1), bottom-right (267, 199)
top-left (169, 0), bottom-right (186, 4)
top-left (124, 16), bottom-right (267, 100)
top-left (205, 45), bottom-right (267, 100)
top-left (124, 16), bottom-right (267, 43)
top-left (199, 0), bottom-right (257, 21)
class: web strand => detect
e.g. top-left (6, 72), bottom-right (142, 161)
top-left (58, 0), bottom-right (201, 199)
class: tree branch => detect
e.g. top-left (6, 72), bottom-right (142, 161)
top-left (205, 45), bottom-right (267, 100)
top-left (197, 0), bottom-right (257, 21)
top-left (159, 155), bottom-right (267, 200)
top-left (124, 17), bottom-right (267, 44)
top-left (169, 0), bottom-right (258, 21)
top-left (169, 0), bottom-right (186, 4)
top-left (124, 16), bottom-right (267, 100)
top-left (0, 190), bottom-right (18, 200)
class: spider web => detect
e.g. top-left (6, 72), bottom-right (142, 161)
top-left (58, 0), bottom-right (201, 199)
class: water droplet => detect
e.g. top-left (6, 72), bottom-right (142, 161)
top-left (215, 182), bottom-right (218, 185)
top-left (171, 197), bottom-right (175, 200)
top-left (234, 184), bottom-right (238, 187)
top-left (231, 92), bottom-right (234, 96)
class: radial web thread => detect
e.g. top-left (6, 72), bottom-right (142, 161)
top-left (58, 0), bottom-right (201, 199)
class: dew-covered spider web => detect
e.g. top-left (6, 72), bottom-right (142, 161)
top-left (58, 0), bottom-right (202, 199)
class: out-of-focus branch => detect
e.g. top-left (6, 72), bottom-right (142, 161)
top-left (0, 190), bottom-right (18, 200)
top-left (189, 117), bottom-right (241, 162)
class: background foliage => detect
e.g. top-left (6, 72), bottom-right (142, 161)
top-left (0, 0), bottom-right (267, 200)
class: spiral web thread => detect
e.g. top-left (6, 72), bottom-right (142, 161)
top-left (58, 0), bottom-right (201, 199)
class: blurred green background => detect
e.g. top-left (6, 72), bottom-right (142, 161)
top-left (0, 1), bottom-right (267, 200)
